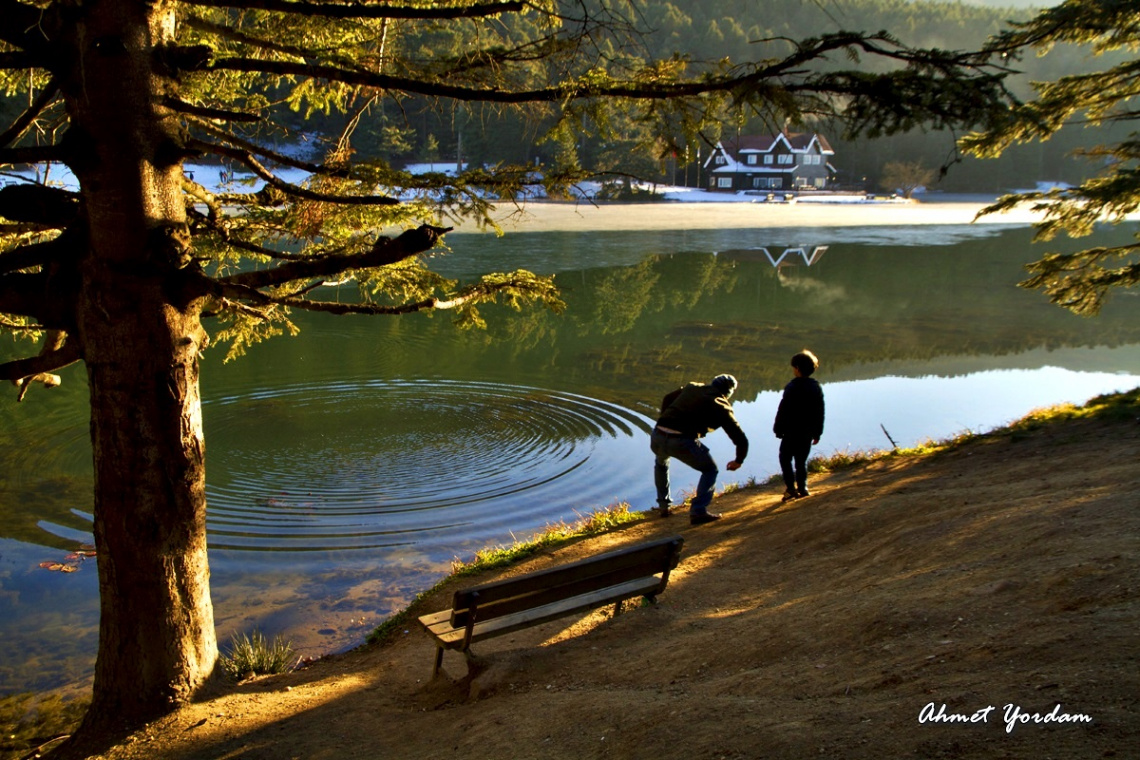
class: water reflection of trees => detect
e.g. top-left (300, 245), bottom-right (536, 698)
top-left (478, 228), bottom-right (1140, 406)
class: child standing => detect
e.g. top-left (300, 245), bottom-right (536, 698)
top-left (773, 350), bottom-right (825, 501)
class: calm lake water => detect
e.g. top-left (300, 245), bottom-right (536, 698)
top-left (2, 218), bottom-right (1139, 696)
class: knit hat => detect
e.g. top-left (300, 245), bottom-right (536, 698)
top-left (711, 374), bottom-right (737, 397)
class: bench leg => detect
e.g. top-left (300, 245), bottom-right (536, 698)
top-left (431, 645), bottom-right (444, 679)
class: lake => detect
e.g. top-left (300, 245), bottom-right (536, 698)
top-left (2, 212), bottom-right (1139, 696)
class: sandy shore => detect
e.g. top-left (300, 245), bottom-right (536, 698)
top-left (460, 197), bottom-right (1046, 233)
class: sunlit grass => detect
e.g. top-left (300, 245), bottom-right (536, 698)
top-left (368, 389), bottom-right (1140, 647)
top-left (452, 501), bottom-right (641, 577)
top-left (220, 630), bottom-right (295, 680)
top-left (367, 502), bottom-right (642, 645)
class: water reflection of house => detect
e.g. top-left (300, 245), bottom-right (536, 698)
top-left (704, 133), bottom-right (834, 192)
top-left (718, 245), bottom-right (829, 268)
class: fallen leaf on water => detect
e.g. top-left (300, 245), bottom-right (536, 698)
top-left (38, 561), bottom-right (82, 573)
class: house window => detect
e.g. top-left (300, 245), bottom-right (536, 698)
top-left (747, 155), bottom-right (758, 165)
top-left (778, 154), bottom-right (793, 165)
top-left (764, 155), bottom-right (773, 165)
top-left (717, 177), bottom-right (733, 188)
top-left (715, 155), bottom-right (727, 165)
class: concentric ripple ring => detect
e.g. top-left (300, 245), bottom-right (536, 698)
top-left (202, 379), bottom-right (651, 552)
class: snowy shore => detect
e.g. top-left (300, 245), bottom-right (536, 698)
top-left (464, 191), bottom-right (1043, 233)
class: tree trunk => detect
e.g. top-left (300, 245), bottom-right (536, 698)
top-left (60, 0), bottom-right (218, 731)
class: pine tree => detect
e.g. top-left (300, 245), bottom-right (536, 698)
top-left (1, 0), bottom-right (1015, 740)
top-left (961, 0), bottom-right (1139, 315)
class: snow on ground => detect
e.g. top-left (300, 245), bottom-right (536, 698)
top-left (3, 162), bottom-right (962, 205)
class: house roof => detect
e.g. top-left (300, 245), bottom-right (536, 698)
top-left (723, 132), bottom-right (834, 155)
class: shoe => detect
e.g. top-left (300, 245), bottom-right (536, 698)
top-left (690, 512), bottom-right (721, 526)
top-left (781, 489), bottom-right (798, 502)
top-left (658, 506), bottom-right (672, 518)
top-left (797, 488), bottom-right (810, 498)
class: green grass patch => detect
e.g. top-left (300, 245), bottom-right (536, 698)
top-left (220, 630), bottom-right (295, 680)
top-left (758, 387), bottom-right (1140, 484)
top-left (367, 502), bottom-right (643, 646)
top-left (452, 501), bottom-right (642, 578)
top-left (368, 389), bottom-right (1140, 647)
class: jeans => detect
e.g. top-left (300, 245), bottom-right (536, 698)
top-left (779, 436), bottom-right (813, 492)
top-left (651, 429), bottom-right (718, 514)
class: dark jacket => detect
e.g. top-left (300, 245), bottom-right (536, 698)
top-left (773, 376), bottom-right (825, 441)
top-left (657, 382), bottom-right (749, 462)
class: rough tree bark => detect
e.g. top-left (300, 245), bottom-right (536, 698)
top-left (60, 0), bottom-right (218, 728)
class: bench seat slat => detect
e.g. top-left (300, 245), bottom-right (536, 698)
top-left (452, 536), bottom-right (682, 609)
top-left (449, 564), bottom-right (669, 628)
top-left (420, 575), bottom-right (662, 650)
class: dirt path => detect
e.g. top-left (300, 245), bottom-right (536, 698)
top-left (83, 394), bottom-right (1139, 760)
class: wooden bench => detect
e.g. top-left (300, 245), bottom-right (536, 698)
top-left (417, 534), bottom-right (684, 677)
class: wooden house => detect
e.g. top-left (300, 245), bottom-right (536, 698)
top-left (704, 133), bottom-right (834, 192)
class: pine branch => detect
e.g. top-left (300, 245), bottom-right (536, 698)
top-left (182, 0), bottom-right (525, 21)
top-left (0, 145), bottom-right (69, 166)
top-left (218, 223), bottom-right (450, 290)
top-left (277, 287), bottom-right (513, 316)
top-left (222, 273), bottom-right (551, 318)
top-left (182, 13), bottom-right (335, 65)
top-left (208, 31), bottom-right (1006, 110)
top-left (185, 205), bottom-right (313, 262)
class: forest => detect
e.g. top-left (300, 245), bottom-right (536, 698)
top-left (0, 0), bottom-right (1118, 193)
top-left (253, 0), bottom-right (1118, 194)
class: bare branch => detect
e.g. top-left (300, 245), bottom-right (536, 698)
top-left (0, 0), bottom-right (54, 56)
top-left (187, 125), bottom-right (329, 176)
top-left (160, 95), bottom-right (262, 123)
top-left (0, 78), bottom-right (60, 149)
top-left (0, 236), bottom-right (67, 275)
top-left (204, 142), bottom-right (402, 206)
top-left (0, 183), bottom-right (80, 227)
top-left (0, 51), bottom-right (40, 69)
top-left (0, 333), bottom-right (81, 392)
top-left (183, 0), bottom-right (525, 21)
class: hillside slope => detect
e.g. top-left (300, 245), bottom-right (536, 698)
top-left (80, 392), bottom-right (1140, 760)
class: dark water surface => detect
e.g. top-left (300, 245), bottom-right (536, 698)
top-left (2, 221), bottom-right (1139, 695)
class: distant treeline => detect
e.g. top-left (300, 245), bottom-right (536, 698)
top-left (328, 0), bottom-right (1124, 192)
top-left (2, 0), bottom-right (1120, 193)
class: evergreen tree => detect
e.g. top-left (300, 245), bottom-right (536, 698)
top-left (961, 0), bottom-right (1139, 315)
top-left (1, 0), bottom-right (1015, 741)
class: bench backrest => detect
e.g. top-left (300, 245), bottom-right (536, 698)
top-left (450, 535), bottom-right (684, 628)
